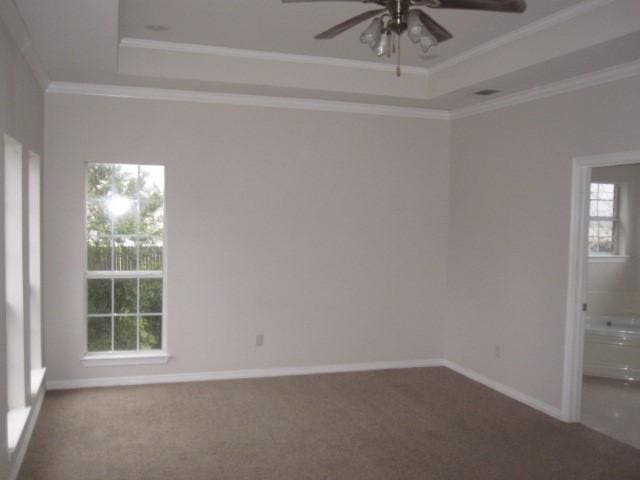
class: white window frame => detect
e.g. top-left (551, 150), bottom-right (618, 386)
top-left (28, 151), bottom-right (43, 372)
top-left (588, 182), bottom-right (621, 257)
top-left (4, 134), bottom-right (26, 411)
top-left (83, 163), bottom-right (169, 366)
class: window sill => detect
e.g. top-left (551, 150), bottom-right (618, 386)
top-left (82, 351), bottom-right (171, 367)
top-left (7, 407), bottom-right (31, 454)
top-left (588, 255), bottom-right (629, 263)
top-left (31, 367), bottom-right (46, 396)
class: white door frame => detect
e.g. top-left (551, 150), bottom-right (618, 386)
top-left (562, 149), bottom-right (640, 422)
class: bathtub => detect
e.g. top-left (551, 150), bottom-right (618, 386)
top-left (584, 314), bottom-right (640, 381)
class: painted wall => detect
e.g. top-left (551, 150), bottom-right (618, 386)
top-left (44, 93), bottom-right (451, 383)
top-left (588, 164), bottom-right (640, 315)
top-left (0, 18), bottom-right (44, 480)
top-left (445, 76), bottom-right (640, 411)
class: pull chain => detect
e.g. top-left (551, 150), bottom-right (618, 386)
top-left (396, 34), bottom-right (401, 77)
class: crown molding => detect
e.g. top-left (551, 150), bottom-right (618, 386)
top-left (46, 81), bottom-right (451, 120)
top-left (120, 37), bottom-right (431, 77)
top-left (451, 59), bottom-right (640, 119)
top-left (47, 57), bottom-right (640, 122)
top-left (429, 0), bottom-right (614, 75)
top-left (0, 0), bottom-right (50, 89)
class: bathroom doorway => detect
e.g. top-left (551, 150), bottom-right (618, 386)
top-left (565, 151), bottom-right (640, 449)
top-left (582, 164), bottom-right (640, 448)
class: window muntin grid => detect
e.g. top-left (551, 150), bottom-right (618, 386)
top-left (86, 163), bottom-right (165, 353)
top-left (588, 182), bottom-right (619, 254)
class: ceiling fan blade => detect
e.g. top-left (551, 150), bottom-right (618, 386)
top-left (283, 0), bottom-right (385, 3)
top-left (419, 0), bottom-right (526, 13)
top-left (314, 9), bottom-right (386, 39)
top-left (415, 10), bottom-right (453, 42)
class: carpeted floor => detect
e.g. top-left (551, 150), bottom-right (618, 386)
top-left (19, 367), bottom-right (640, 480)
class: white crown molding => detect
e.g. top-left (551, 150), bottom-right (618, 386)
top-left (46, 81), bottom-right (451, 120)
top-left (441, 360), bottom-right (565, 421)
top-left (429, 0), bottom-right (614, 75)
top-left (0, 0), bottom-right (50, 89)
top-left (47, 57), bottom-right (640, 122)
top-left (120, 37), bottom-right (431, 77)
top-left (47, 358), bottom-right (446, 390)
top-left (47, 56), bottom-right (640, 122)
top-left (451, 59), bottom-right (640, 119)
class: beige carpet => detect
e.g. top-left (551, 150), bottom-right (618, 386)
top-left (19, 367), bottom-right (640, 480)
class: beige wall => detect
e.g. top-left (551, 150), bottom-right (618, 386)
top-left (446, 76), bottom-right (640, 410)
top-left (0, 18), bottom-right (44, 479)
top-left (44, 93), bottom-right (451, 382)
top-left (588, 164), bottom-right (640, 315)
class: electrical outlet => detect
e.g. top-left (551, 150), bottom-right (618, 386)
top-left (256, 334), bottom-right (264, 347)
top-left (495, 344), bottom-right (501, 359)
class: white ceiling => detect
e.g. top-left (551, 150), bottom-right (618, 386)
top-left (10, 0), bottom-right (640, 110)
top-left (420, 30), bottom-right (640, 110)
top-left (120, 0), bottom-right (585, 68)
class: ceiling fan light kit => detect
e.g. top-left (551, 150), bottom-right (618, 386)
top-left (282, 0), bottom-right (527, 76)
top-left (376, 30), bottom-right (392, 57)
top-left (359, 18), bottom-right (383, 49)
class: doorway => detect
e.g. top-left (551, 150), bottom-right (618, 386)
top-left (564, 150), bottom-right (640, 448)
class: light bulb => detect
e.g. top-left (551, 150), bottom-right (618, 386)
top-left (375, 31), bottom-right (391, 57)
top-left (419, 33), bottom-right (437, 53)
top-left (107, 194), bottom-right (131, 217)
top-left (360, 18), bottom-right (382, 48)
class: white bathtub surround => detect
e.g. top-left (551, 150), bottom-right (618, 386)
top-left (584, 314), bottom-right (640, 382)
top-left (586, 291), bottom-right (640, 317)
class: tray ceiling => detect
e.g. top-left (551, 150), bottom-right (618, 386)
top-left (10, 0), bottom-right (640, 111)
top-left (120, 0), bottom-right (585, 68)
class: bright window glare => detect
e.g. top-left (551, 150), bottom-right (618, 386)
top-left (107, 195), bottom-right (131, 217)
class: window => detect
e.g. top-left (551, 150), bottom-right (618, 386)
top-left (4, 135), bottom-right (26, 411)
top-left (86, 164), bottom-right (165, 354)
top-left (588, 182), bottom-right (619, 255)
top-left (28, 152), bottom-right (42, 371)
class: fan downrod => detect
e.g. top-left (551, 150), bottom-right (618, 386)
top-left (388, 0), bottom-right (410, 34)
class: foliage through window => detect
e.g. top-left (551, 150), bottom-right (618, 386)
top-left (588, 182), bottom-right (618, 255)
top-left (86, 164), bottom-right (165, 352)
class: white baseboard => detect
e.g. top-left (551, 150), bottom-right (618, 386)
top-left (47, 358), bottom-right (446, 390)
top-left (9, 372), bottom-right (46, 480)
top-left (47, 358), bottom-right (565, 422)
top-left (442, 360), bottom-right (565, 421)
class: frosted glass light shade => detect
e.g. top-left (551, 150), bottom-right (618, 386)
top-left (359, 18), bottom-right (383, 48)
top-left (407, 10), bottom-right (426, 44)
top-left (419, 33), bottom-right (437, 52)
top-left (375, 31), bottom-right (391, 57)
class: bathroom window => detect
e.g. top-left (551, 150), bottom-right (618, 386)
top-left (85, 163), bottom-right (165, 354)
top-left (588, 182), bottom-right (619, 255)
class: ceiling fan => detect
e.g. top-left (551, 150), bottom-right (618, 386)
top-left (282, 0), bottom-right (527, 76)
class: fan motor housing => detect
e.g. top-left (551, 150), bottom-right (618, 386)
top-left (388, 0), bottom-right (410, 34)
